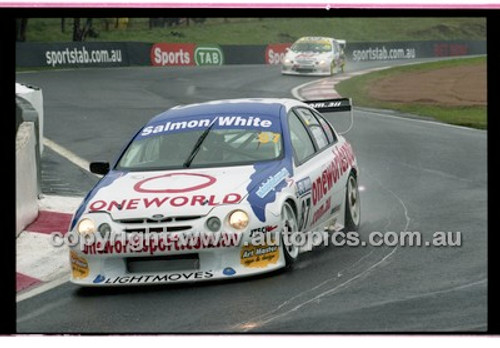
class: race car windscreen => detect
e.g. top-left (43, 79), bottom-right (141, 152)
top-left (291, 42), bottom-right (332, 53)
top-left (117, 127), bottom-right (283, 171)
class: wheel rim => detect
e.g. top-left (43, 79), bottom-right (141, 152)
top-left (282, 205), bottom-right (299, 259)
top-left (348, 176), bottom-right (360, 226)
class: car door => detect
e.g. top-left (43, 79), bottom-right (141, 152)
top-left (286, 109), bottom-right (321, 232)
top-left (311, 109), bottom-right (346, 221)
top-left (290, 107), bottom-right (338, 231)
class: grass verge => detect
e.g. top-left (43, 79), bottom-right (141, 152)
top-left (335, 57), bottom-right (487, 129)
top-left (24, 17), bottom-right (486, 44)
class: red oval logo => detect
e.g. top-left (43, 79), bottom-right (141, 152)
top-left (134, 173), bottom-right (216, 194)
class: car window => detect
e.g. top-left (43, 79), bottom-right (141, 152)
top-left (287, 111), bottom-right (315, 164)
top-left (295, 108), bottom-right (329, 150)
top-left (312, 110), bottom-right (338, 144)
top-left (118, 122), bottom-right (283, 171)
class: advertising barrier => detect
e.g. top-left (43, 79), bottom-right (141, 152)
top-left (265, 43), bottom-right (292, 65)
top-left (16, 40), bottom-right (486, 68)
top-left (17, 42), bottom-right (130, 68)
top-left (345, 40), bottom-right (486, 62)
top-left (150, 43), bottom-right (225, 66)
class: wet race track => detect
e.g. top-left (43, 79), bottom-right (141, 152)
top-left (16, 60), bottom-right (487, 332)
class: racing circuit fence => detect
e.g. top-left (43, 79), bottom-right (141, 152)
top-left (16, 40), bottom-right (486, 68)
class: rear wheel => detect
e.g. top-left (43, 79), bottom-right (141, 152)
top-left (281, 202), bottom-right (299, 268)
top-left (344, 173), bottom-right (361, 232)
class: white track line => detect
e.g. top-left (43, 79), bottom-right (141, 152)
top-left (17, 276), bottom-right (70, 303)
top-left (43, 137), bottom-right (98, 176)
top-left (291, 77), bottom-right (331, 100)
top-left (358, 109), bottom-right (486, 132)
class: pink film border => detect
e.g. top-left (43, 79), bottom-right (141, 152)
top-left (1, 2), bottom-right (500, 8)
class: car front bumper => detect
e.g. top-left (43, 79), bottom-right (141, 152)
top-left (281, 63), bottom-right (331, 76)
top-left (69, 206), bottom-right (287, 286)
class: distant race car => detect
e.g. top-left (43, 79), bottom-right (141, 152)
top-left (282, 36), bottom-right (346, 76)
top-left (69, 98), bottom-right (360, 286)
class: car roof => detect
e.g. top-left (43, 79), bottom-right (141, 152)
top-left (148, 98), bottom-right (308, 124)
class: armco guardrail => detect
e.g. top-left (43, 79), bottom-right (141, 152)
top-left (16, 40), bottom-right (486, 68)
top-left (16, 122), bottom-right (39, 236)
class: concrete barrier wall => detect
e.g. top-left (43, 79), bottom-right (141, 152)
top-left (16, 83), bottom-right (44, 154)
top-left (16, 122), bottom-right (39, 236)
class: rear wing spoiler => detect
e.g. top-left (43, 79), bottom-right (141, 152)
top-left (303, 98), bottom-right (352, 113)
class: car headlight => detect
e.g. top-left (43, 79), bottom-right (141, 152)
top-left (319, 60), bottom-right (326, 65)
top-left (98, 223), bottom-right (112, 236)
top-left (284, 59), bottom-right (291, 64)
top-left (206, 216), bottom-right (222, 232)
top-left (77, 218), bottom-right (96, 235)
top-left (228, 210), bottom-right (249, 230)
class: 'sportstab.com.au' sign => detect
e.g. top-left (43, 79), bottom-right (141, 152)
top-left (150, 43), bottom-right (224, 66)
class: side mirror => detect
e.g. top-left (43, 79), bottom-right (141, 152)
top-left (90, 162), bottom-right (110, 175)
top-left (285, 47), bottom-right (290, 53)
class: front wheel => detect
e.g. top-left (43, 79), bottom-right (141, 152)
top-left (344, 173), bottom-right (361, 232)
top-left (281, 202), bottom-right (299, 268)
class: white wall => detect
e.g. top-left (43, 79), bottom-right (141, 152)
top-left (16, 122), bottom-right (39, 236)
top-left (16, 83), bottom-right (44, 154)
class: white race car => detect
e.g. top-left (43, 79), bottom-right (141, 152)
top-left (282, 36), bottom-right (346, 76)
top-left (69, 98), bottom-right (360, 286)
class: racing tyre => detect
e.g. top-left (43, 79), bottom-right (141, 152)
top-left (344, 172), bottom-right (361, 232)
top-left (281, 202), bottom-right (299, 268)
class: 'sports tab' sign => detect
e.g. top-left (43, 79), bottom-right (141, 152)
top-left (194, 45), bottom-right (224, 66)
top-left (151, 43), bottom-right (224, 66)
top-left (151, 43), bottom-right (196, 66)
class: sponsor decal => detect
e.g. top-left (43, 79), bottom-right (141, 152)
top-left (249, 225), bottom-right (278, 238)
top-left (194, 45), bottom-right (224, 65)
top-left (89, 193), bottom-right (241, 212)
top-left (351, 46), bottom-right (416, 62)
top-left (133, 172), bottom-right (216, 194)
top-left (93, 274), bottom-right (106, 284)
top-left (223, 267), bottom-right (236, 276)
top-left (151, 43), bottom-right (196, 66)
top-left (70, 251), bottom-right (89, 279)
top-left (256, 168), bottom-right (290, 199)
top-left (265, 43), bottom-right (292, 65)
top-left (311, 196), bottom-right (331, 225)
top-left (240, 243), bottom-right (279, 268)
top-left (45, 46), bottom-right (123, 67)
top-left (257, 132), bottom-right (280, 144)
top-left (82, 232), bottom-right (240, 255)
top-left (139, 115), bottom-right (274, 139)
top-left (312, 142), bottom-right (355, 206)
top-left (296, 177), bottom-right (312, 197)
top-left (305, 98), bottom-right (352, 113)
top-left (104, 271), bottom-right (214, 284)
